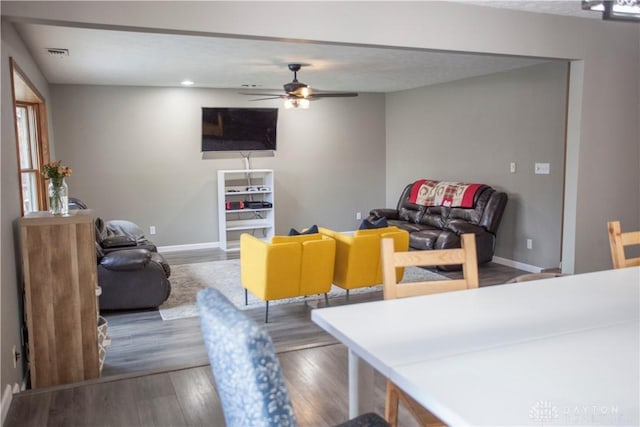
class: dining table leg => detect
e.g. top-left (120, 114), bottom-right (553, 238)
top-left (348, 348), bottom-right (375, 418)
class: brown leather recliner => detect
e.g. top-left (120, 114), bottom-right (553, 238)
top-left (369, 182), bottom-right (507, 269)
top-left (70, 199), bottom-right (171, 310)
top-left (96, 245), bottom-right (171, 310)
top-left (94, 217), bottom-right (171, 310)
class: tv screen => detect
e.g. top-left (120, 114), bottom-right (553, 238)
top-left (202, 107), bottom-right (278, 152)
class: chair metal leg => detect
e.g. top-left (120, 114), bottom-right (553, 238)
top-left (346, 289), bottom-right (350, 302)
top-left (265, 301), bottom-right (269, 323)
top-left (244, 288), bottom-right (248, 305)
top-left (324, 293), bottom-right (329, 306)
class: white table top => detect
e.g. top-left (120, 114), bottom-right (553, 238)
top-left (312, 267), bottom-right (640, 426)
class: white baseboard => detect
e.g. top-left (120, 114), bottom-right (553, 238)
top-left (158, 241), bottom-right (219, 253)
top-left (492, 256), bottom-right (542, 273)
top-left (1, 384), bottom-right (15, 425)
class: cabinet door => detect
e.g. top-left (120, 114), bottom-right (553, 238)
top-left (21, 211), bottom-right (99, 388)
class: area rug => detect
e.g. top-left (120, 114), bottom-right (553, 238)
top-left (159, 259), bottom-right (448, 321)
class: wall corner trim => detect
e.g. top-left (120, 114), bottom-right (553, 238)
top-left (1, 384), bottom-right (15, 425)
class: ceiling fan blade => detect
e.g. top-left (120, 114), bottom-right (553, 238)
top-left (308, 92), bottom-right (359, 98)
top-left (249, 96), bottom-right (286, 101)
top-left (239, 92), bottom-right (285, 96)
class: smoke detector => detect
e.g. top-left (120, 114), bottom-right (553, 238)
top-left (46, 48), bottom-right (69, 58)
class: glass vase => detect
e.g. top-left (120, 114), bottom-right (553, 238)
top-left (48, 178), bottom-right (69, 215)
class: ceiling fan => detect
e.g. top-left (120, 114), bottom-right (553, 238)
top-left (241, 63), bottom-right (358, 109)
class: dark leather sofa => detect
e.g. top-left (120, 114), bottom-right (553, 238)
top-left (95, 218), bottom-right (171, 310)
top-left (71, 199), bottom-right (171, 310)
top-left (370, 182), bottom-right (507, 268)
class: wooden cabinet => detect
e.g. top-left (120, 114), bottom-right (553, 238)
top-left (20, 210), bottom-right (100, 388)
top-left (218, 169), bottom-right (275, 251)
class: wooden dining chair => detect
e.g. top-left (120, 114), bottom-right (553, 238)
top-left (607, 221), bottom-right (640, 269)
top-left (380, 233), bottom-right (479, 427)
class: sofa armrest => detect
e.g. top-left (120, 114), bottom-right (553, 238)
top-left (318, 227), bottom-right (356, 287)
top-left (299, 237), bottom-right (336, 295)
top-left (99, 249), bottom-right (152, 271)
top-left (479, 191), bottom-right (508, 234)
top-left (101, 235), bottom-right (137, 249)
top-left (240, 234), bottom-right (269, 285)
top-left (369, 208), bottom-right (399, 220)
top-left (150, 252), bottom-right (171, 277)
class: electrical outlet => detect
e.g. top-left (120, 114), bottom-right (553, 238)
top-left (526, 239), bottom-right (533, 250)
top-left (510, 162), bottom-right (517, 173)
top-left (534, 163), bottom-right (550, 174)
top-left (149, 226), bottom-right (156, 235)
top-left (356, 212), bottom-right (362, 220)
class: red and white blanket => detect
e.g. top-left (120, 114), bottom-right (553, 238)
top-left (408, 180), bottom-right (484, 208)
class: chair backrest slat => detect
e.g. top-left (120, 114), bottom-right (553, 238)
top-left (381, 233), bottom-right (479, 301)
top-left (392, 247), bottom-right (466, 267)
top-left (608, 221), bottom-right (640, 269)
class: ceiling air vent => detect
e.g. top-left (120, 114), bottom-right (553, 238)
top-left (46, 48), bottom-right (69, 58)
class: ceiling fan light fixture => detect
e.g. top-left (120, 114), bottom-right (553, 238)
top-left (582, 0), bottom-right (640, 21)
top-left (300, 87), bottom-right (312, 98)
top-left (284, 98), bottom-right (310, 109)
top-left (241, 63), bottom-right (358, 105)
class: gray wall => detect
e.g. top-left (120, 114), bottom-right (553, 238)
top-left (386, 62), bottom-right (568, 269)
top-left (1, 21), bottom-right (55, 396)
top-left (4, 1), bottom-right (637, 273)
top-left (50, 85), bottom-right (386, 245)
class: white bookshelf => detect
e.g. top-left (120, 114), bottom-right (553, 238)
top-left (217, 169), bottom-right (274, 251)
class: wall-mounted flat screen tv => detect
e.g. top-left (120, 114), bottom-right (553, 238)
top-left (202, 107), bottom-right (278, 152)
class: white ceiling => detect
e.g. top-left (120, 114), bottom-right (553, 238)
top-left (13, 1), bottom-right (594, 93)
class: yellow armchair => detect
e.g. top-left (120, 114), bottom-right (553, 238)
top-left (318, 226), bottom-right (410, 295)
top-left (240, 233), bottom-right (336, 322)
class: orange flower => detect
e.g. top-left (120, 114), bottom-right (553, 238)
top-left (42, 161), bottom-right (72, 180)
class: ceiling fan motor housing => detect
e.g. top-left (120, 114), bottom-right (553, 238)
top-left (284, 81), bottom-right (310, 96)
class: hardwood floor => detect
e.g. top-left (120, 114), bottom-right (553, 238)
top-left (6, 344), bottom-right (414, 427)
top-left (6, 247), bottom-right (529, 426)
top-left (101, 248), bottom-right (527, 377)
top-left (100, 298), bottom-right (343, 376)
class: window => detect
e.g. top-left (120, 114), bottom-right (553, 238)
top-left (16, 104), bottom-right (42, 213)
top-left (11, 58), bottom-right (50, 215)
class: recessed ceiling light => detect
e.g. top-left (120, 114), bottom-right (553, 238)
top-left (181, 80), bottom-right (194, 86)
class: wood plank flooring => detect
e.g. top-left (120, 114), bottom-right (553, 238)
top-left (6, 344), bottom-right (408, 427)
top-left (101, 248), bottom-right (527, 377)
top-left (6, 247), bottom-right (529, 426)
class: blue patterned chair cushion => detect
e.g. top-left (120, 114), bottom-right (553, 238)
top-left (197, 288), bottom-right (298, 427)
